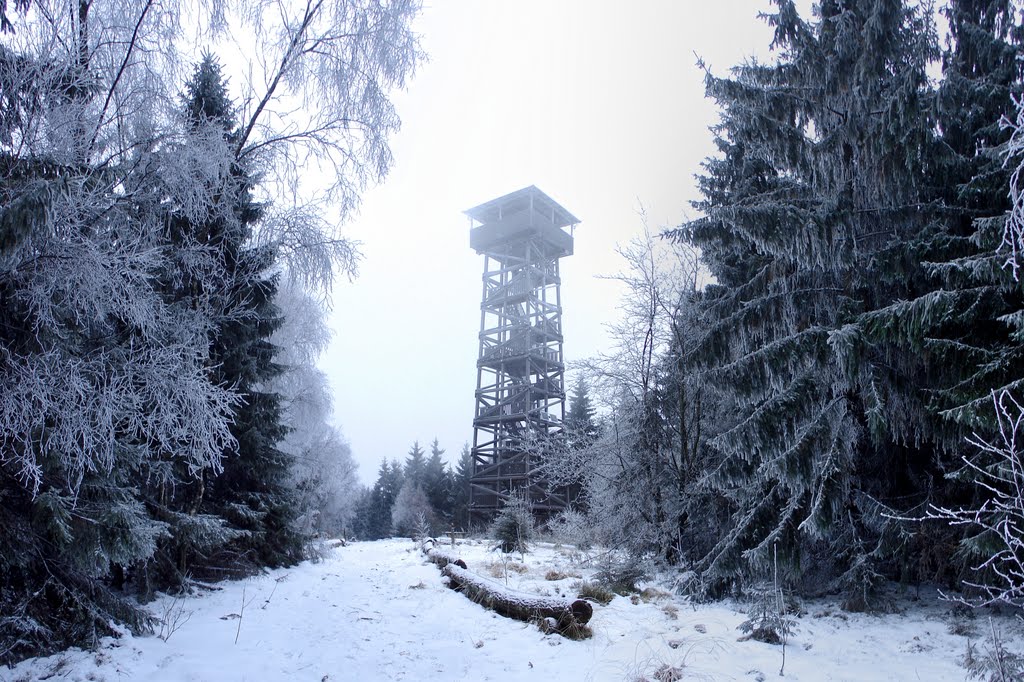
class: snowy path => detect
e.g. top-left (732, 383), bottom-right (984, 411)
top-left (109, 540), bottom-right (573, 681)
top-left (8, 541), bottom-right (603, 681)
top-left (4, 539), bottom-right (1006, 681)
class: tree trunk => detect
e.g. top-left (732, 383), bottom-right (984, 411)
top-left (425, 546), bottom-right (467, 570)
top-left (419, 541), bottom-right (593, 638)
top-left (441, 563), bottom-right (593, 638)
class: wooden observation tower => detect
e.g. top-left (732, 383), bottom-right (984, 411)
top-left (466, 186), bottom-right (579, 522)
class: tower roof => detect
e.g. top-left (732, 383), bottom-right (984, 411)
top-left (464, 185), bottom-right (579, 229)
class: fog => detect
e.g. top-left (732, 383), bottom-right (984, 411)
top-left (320, 1), bottom-right (803, 482)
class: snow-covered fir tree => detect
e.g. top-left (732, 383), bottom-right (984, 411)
top-left (0, 33), bottom-right (238, 664)
top-left (404, 441), bottom-right (427, 485)
top-left (671, 0), bottom-right (940, 605)
top-left (566, 375), bottom-right (600, 450)
top-left (424, 438), bottom-right (452, 529)
top-left (854, 0), bottom-right (1024, 590)
top-left (450, 443), bottom-right (474, 531)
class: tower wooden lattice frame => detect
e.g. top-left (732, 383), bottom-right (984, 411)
top-left (466, 186), bottom-right (578, 522)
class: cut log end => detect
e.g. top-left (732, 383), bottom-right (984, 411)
top-left (570, 599), bottom-right (593, 625)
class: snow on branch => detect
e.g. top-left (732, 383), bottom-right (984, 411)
top-left (233, 0), bottom-right (421, 198)
top-left (926, 390), bottom-right (1024, 607)
top-left (1001, 94), bottom-right (1024, 279)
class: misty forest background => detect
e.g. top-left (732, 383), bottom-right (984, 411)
top-left (4, 0), bottom-right (1024, 668)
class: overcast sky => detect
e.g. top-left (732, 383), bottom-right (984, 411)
top-left (321, 1), bottom-right (803, 483)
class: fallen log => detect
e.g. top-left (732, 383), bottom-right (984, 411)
top-left (424, 546), bottom-right (468, 570)
top-left (442, 563), bottom-right (593, 638)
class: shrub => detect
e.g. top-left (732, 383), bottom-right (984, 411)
top-left (483, 559), bottom-right (528, 579)
top-left (547, 509), bottom-right (592, 549)
top-left (576, 581), bottom-right (615, 606)
top-left (534, 615), bottom-right (593, 641)
top-left (947, 603), bottom-right (979, 638)
top-left (640, 587), bottom-right (672, 602)
top-left (963, 618), bottom-right (1024, 681)
top-left (653, 665), bottom-right (684, 682)
top-left (594, 557), bottom-right (646, 596)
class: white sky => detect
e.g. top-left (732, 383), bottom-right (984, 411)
top-left (321, 1), bottom-right (802, 483)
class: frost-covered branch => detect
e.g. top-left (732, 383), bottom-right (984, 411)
top-left (589, 225), bottom-right (700, 406)
top-left (926, 390), bottom-right (1024, 607)
top-left (269, 281), bottom-right (359, 537)
top-left (1000, 94), bottom-right (1024, 278)
top-left (542, 223), bottom-right (718, 564)
top-left (228, 0), bottom-right (421, 289)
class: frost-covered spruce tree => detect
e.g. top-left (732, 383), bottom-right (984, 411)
top-left (0, 34), bottom-right (237, 666)
top-left (450, 444), bottom-right (473, 531)
top-left (860, 0), bottom-right (1024, 442)
top-left (423, 438), bottom-right (452, 528)
top-left (138, 55), bottom-right (257, 592)
top-left (671, 0), bottom-right (939, 605)
top-left (857, 0), bottom-right (1024, 587)
top-left (204, 256), bottom-right (294, 572)
top-left (404, 440), bottom-right (427, 485)
top-left (352, 458), bottom-right (405, 539)
top-left (491, 492), bottom-right (534, 554)
top-left (929, 0), bottom-right (1024, 426)
top-left (566, 375), bottom-right (600, 451)
top-left (0, 0), bottom-right (422, 661)
top-left (156, 54), bottom-right (302, 576)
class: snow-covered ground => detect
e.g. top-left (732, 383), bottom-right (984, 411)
top-left (5, 538), bottom-right (1021, 681)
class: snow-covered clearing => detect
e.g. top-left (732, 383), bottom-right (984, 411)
top-left (5, 539), bottom-right (1021, 681)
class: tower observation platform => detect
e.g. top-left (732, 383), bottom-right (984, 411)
top-left (465, 186), bottom-right (578, 522)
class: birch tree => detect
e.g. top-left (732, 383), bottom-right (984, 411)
top-left (546, 228), bottom-right (723, 568)
top-left (271, 280), bottom-right (359, 540)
